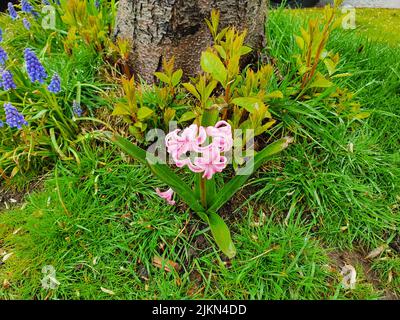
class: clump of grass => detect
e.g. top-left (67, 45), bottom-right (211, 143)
top-left (288, 8), bottom-right (400, 46)
top-left (0, 146), bottom-right (345, 300)
top-left (263, 8), bottom-right (400, 249)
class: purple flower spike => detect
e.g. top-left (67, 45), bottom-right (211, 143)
top-left (4, 103), bottom-right (28, 129)
top-left (21, 0), bottom-right (33, 13)
top-left (72, 100), bottom-right (82, 117)
top-left (1, 70), bottom-right (17, 91)
top-left (23, 18), bottom-right (31, 30)
top-left (0, 47), bottom-right (7, 65)
top-left (47, 73), bottom-right (61, 93)
top-left (24, 48), bottom-right (48, 84)
top-left (0, 28), bottom-right (3, 42)
top-left (0, 120), bottom-right (4, 128)
top-left (8, 2), bottom-right (19, 20)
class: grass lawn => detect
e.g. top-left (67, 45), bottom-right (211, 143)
top-left (1, 6), bottom-right (399, 299)
top-left (289, 7), bottom-right (400, 45)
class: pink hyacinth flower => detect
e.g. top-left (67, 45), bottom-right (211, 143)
top-left (165, 121), bottom-right (233, 180)
top-left (156, 188), bottom-right (176, 205)
top-left (206, 121), bottom-right (233, 152)
top-left (193, 146), bottom-right (228, 180)
top-left (165, 124), bottom-right (207, 162)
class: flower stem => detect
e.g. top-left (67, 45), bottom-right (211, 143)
top-left (200, 176), bottom-right (207, 209)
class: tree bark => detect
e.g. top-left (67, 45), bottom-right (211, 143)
top-left (115, 0), bottom-right (268, 82)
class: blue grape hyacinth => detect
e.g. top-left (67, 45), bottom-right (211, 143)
top-left (0, 47), bottom-right (7, 65)
top-left (0, 28), bottom-right (3, 42)
top-left (8, 2), bottom-right (19, 20)
top-left (23, 18), bottom-right (31, 30)
top-left (47, 73), bottom-right (61, 93)
top-left (95, 0), bottom-right (100, 9)
top-left (21, 0), bottom-right (39, 18)
top-left (21, 0), bottom-right (33, 14)
top-left (4, 103), bottom-right (28, 129)
top-left (0, 120), bottom-right (4, 128)
top-left (42, 0), bottom-right (50, 5)
top-left (1, 70), bottom-right (17, 91)
top-left (24, 48), bottom-right (47, 84)
top-left (72, 100), bottom-right (83, 117)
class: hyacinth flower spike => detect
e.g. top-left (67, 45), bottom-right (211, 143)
top-left (8, 2), bottom-right (19, 20)
top-left (4, 103), bottom-right (28, 129)
top-left (0, 47), bottom-right (7, 65)
top-left (21, 0), bottom-right (34, 13)
top-left (23, 18), bottom-right (31, 30)
top-left (1, 70), bottom-right (17, 91)
top-left (24, 48), bottom-right (48, 84)
top-left (47, 73), bottom-right (61, 93)
top-left (21, 0), bottom-right (38, 17)
top-left (72, 100), bottom-right (83, 117)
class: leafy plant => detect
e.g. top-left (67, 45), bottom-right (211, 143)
top-left (108, 130), bottom-right (292, 258)
top-left (181, 9), bottom-right (283, 142)
top-left (290, 0), bottom-right (351, 98)
top-left (108, 10), bottom-right (293, 258)
top-left (0, 0), bottom-right (110, 180)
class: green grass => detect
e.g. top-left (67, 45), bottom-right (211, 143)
top-left (289, 8), bottom-right (400, 46)
top-left (1, 7), bottom-right (400, 300)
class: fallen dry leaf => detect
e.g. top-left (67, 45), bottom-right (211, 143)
top-left (100, 287), bottom-right (115, 295)
top-left (365, 244), bottom-right (387, 260)
top-left (152, 256), bottom-right (180, 272)
top-left (388, 269), bottom-right (393, 284)
top-left (2, 252), bottom-right (14, 262)
top-left (341, 264), bottom-right (357, 290)
top-left (3, 279), bottom-right (10, 289)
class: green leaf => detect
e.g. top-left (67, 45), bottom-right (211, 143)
top-left (352, 112), bottom-right (370, 119)
top-left (207, 212), bottom-right (236, 258)
top-left (239, 45), bottom-right (253, 56)
top-left (200, 51), bottom-right (227, 85)
top-left (232, 97), bottom-right (264, 113)
top-left (323, 58), bottom-right (337, 76)
top-left (310, 73), bottom-right (334, 88)
top-left (134, 121), bottom-right (147, 131)
top-left (265, 90), bottom-right (284, 100)
top-left (171, 69), bottom-right (183, 86)
top-left (331, 73), bottom-right (352, 78)
top-left (154, 72), bottom-right (170, 84)
top-left (183, 83), bottom-right (201, 100)
top-left (201, 107), bottom-right (219, 127)
top-left (137, 107), bottom-right (154, 120)
top-left (208, 137), bottom-right (293, 213)
top-left (179, 111), bottom-right (197, 123)
top-left (205, 80), bottom-right (218, 100)
top-left (255, 119), bottom-right (276, 136)
top-left (214, 45), bottom-right (227, 60)
top-left (112, 103), bottom-right (131, 116)
top-left (50, 128), bottom-right (73, 161)
top-left (108, 133), bottom-right (206, 216)
top-left (295, 36), bottom-right (304, 50)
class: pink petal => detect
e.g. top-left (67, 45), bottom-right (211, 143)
top-left (156, 188), bottom-right (176, 205)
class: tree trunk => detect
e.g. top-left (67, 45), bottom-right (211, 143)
top-left (115, 0), bottom-right (268, 82)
